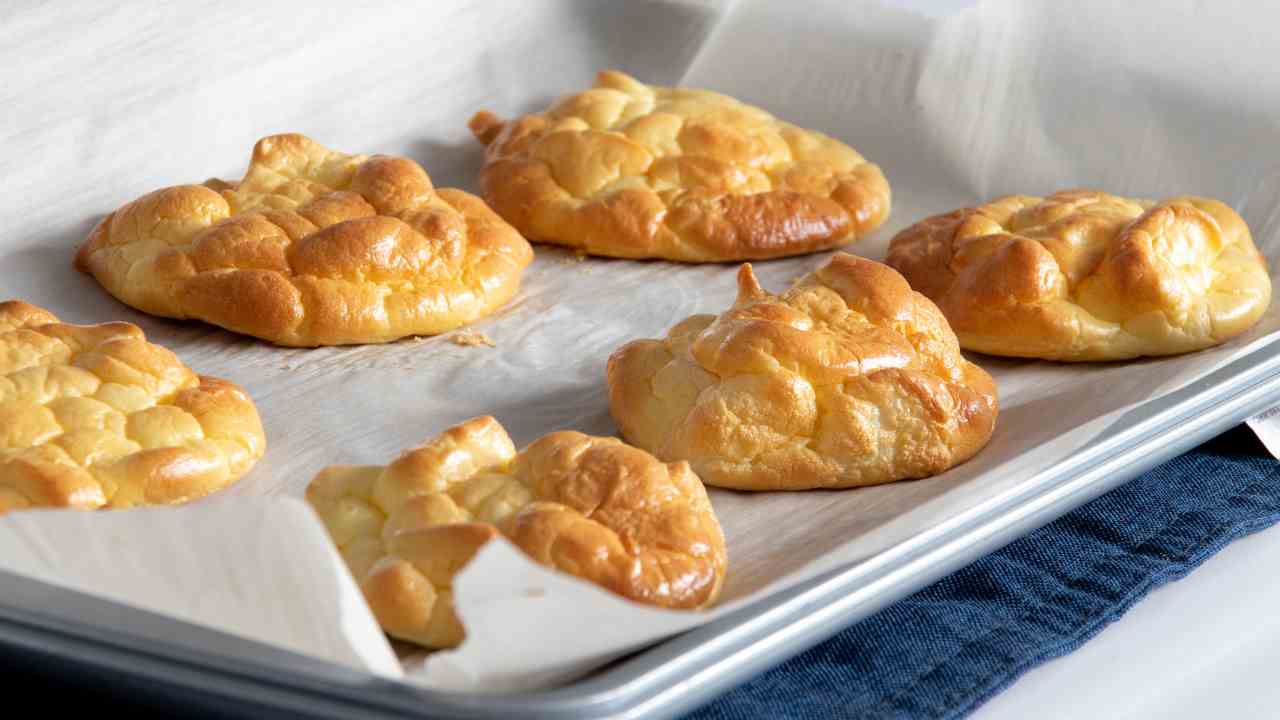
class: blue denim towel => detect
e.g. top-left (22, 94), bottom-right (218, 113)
top-left (688, 426), bottom-right (1280, 720)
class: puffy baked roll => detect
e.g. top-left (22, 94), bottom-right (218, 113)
top-left (305, 416), bottom-right (727, 649)
top-left (76, 134), bottom-right (534, 346)
top-left (607, 254), bottom-right (998, 491)
top-left (0, 301), bottom-right (265, 513)
top-left (885, 190), bottom-right (1271, 361)
top-left (469, 70), bottom-right (891, 262)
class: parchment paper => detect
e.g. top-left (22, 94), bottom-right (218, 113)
top-left (2, 0), bottom-right (1279, 693)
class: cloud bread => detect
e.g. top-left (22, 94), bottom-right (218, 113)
top-left (76, 134), bottom-right (534, 346)
top-left (607, 254), bottom-right (997, 491)
top-left (469, 70), bottom-right (891, 262)
top-left (0, 301), bottom-right (265, 514)
top-left (885, 190), bottom-right (1272, 361)
top-left (305, 416), bottom-right (727, 649)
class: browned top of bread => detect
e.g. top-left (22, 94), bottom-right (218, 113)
top-left (0, 300), bottom-right (265, 513)
top-left (886, 190), bottom-right (1271, 361)
top-left (469, 70), bottom-right (890, 262)
top-left (306, 416), bottom-right (727, 649)
top-left (76, 134), bottom-right (533, 346)
top-left (607, 253), bottom-right (998, 491)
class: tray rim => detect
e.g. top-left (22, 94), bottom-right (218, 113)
top-left (3, 334), bottom-right (1280, 719)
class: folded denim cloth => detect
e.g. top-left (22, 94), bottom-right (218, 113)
top-left (689, 426), bottom-right (1280, 720)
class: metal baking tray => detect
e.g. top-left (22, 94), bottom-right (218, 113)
top-left (3, 334), bottom-right (1279, 719)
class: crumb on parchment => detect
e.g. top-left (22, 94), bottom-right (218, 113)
top-left (449, 330), bottom-right (496, 348)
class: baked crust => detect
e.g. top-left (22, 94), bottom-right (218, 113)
top-left (607, 253), bottom-right (997, 490)
top-left (76, 134), bottom-right (534, 346)
top-left (469, 70), bottom-right (890, 262)
top-left (885, 190), bottom-right (1272, 361)
top-left (305, 416), bottom-right (727, 649)
top-left (0, 300), bottom-right (265, 513)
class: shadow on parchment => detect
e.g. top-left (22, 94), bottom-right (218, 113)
top-left (408, 137), bottom-right (487, 195)
top-left (405, 88), bottom-right (561, 194)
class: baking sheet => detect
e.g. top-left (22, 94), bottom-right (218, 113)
top-left (2, 0), bottom-right (1280, 694)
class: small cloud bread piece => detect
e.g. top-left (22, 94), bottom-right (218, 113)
top-left (607, 253), bottom-right (998, 490)
top-left (305, 416), bottom-right (727, 649)
top-left (0, 301), bottom-right (265, 513)
top-left (470, 70), bottom-right (890, 262)
top-left (885, 190), bottom-right (1271, 361)
top-left (77, 134), bottom-right (533, 346)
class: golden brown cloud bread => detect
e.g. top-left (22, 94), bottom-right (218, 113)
top-left (305, 416), bottom-right (727, 649)
top-left (469, 70), bottom-right (891, 262)
top-left (0, 301), bottom-right (265, 514)
top-left (885, 190), bottom-right (1271, 361)
top-left (607, 253), bottom-right (997, 491)
top-left (76, 134), bottom-right (534, 346)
